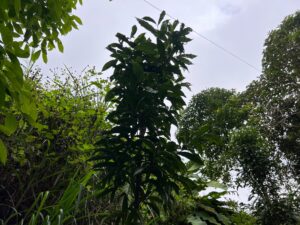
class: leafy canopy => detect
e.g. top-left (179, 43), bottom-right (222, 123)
top-left (179, 11), bottom-right (300, 225)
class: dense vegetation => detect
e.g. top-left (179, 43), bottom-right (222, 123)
top-left (178, 11), bottom-right (300, 225)
top-left (0, 1), bottom-right (299, 224)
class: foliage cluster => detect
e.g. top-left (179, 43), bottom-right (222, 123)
top-left (0, 0), bottom-right (83, 163)
top-left (0, 67), bottom-right (112, 224)
top-left (92, 12), bottom-right (204, 224)
top-left (178, 11), bottom-right (300, 225)
top-left (0, 10), bottom-right (247, 225)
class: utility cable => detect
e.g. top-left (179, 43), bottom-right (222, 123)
top-left (142, 0), bottom-right (260, 72)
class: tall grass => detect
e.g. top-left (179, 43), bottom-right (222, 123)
top-left (1, 172), bottom-right (98, 225)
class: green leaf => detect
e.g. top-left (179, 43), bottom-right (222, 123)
top-left (4, 114), bottom-right (17, 136)
top-left (130, 25), bottom-right (137, 38)
top-left (72, 15), bottom-right (83, 25)
top-left (31, 50), bottom-right (41, 61)
top-left (116, 33), bottom-right (128, 43)
top-left (172, 20), bottom-right (179, 30)
top-left (0, 139), bottom-right (7, 164)
top-left (102, 59), bottom-right (117, 71)
top-left (20, 94), bottom-right (37, 121)
top-left (137, 18), bottom-right (157, 36)
top-left (182, 54), bottom-right (197, 59)
top-left (158, 11), bottom-right (166, 24)
top-left (142, 16), bottom-right (156, 24)
top-left (13, 42), bottom-right (30, 58)
top-left (0, 24), bottom-right (13, 46)
top-left (0, 82), bottom-right (5, 106)
top-left (42, 51), bottom-right (48, 63)
top-left (14, 0), bottom-right (21, 17)
top-left (13, 23), bottom-right (23, 34)
top-left (3, 59), bottom-right (23, 88)
top-left (56, 39), bottom-right (64, 52)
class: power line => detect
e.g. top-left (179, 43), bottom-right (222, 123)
top-left (142, 0), bottom-right (260, 72)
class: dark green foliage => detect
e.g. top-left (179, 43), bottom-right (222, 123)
top-left (246, 11), bottom-right (300, 178)
top-left (92, 11), bottom-right (200, 224)
top-left (178, 88), bottom-right (249, 183)
top-left (242, 11), bottom-right (300, 225)
top-left (179, 11), bottom-right (300, 225)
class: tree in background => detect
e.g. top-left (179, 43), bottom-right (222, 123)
top-left (246, 11), bottom-right (300, 178)
top-left (243, 10), bottom-right (300, 225)
top-left (177, 88), bottom-right (249, 183)
top-left (178, 11), bottom-right (300, 225)
top-left (178, 12), bottom-right (300, 225)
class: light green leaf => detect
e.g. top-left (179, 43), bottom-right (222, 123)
top-left (20, 94), bottom-right (37, 121)
top-left (0, 139), bottom-right (7, 164)
top-left (207, 181), bottom-right (227, 190)
top-left (31, 50), bottom-right (41, 62)
top-left (0, 24), bottom-right (13, 46)
top-left (42, 51), bottom-right (48, 63)
top-left (56, 39), bottom-right (64, 52)
top-left (4, 114), bottom-right (17, 136)
top-left (72, 15), bottom-right (82, 25)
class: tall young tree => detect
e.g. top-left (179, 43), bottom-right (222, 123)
top-left (92, 11), bottom-right (201, 224)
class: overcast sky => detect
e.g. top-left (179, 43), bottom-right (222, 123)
top-left (36, 0), bottom-right (299, 202)
top-left (38, 0), bottom-right (299, 100)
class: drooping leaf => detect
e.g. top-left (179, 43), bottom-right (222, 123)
top-left (142, 16), bottom-right (156, 24)
top-left (102, 59), bottom-right (117, 71)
